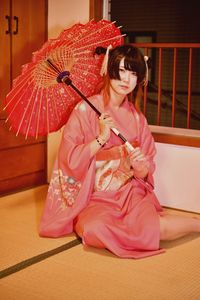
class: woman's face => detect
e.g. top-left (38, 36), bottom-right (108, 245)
top-left (110, 57), bottom-right (137, 97)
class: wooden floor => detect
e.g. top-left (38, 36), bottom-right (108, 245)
top-left (0, 185), bottom-right (200, 300)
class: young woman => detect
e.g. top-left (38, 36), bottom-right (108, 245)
top-left (39, 45), bottom-right (200, 258)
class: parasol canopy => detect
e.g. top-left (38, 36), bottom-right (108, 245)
top-left (3, 20), bottom-right (124, 138)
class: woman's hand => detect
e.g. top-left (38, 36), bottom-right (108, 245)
top-left (98, 113), bottom-right (116, 143)
top-left (90, 113), bottom-right (116, 154)
top-left (129, 147), bottom-right (150, 179)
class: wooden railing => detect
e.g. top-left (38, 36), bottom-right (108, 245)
top-left (131, 43), bottom-right (200, 147)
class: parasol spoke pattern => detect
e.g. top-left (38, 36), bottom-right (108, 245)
top-left (3, 20), bottom-right (123, 138)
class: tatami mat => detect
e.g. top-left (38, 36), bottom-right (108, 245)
top-left (0, 185), bottom-right (76, 270)
top-left (0, 186), bottom-right (200, 299)
top-left (1, 236), bottom-right (200, 300)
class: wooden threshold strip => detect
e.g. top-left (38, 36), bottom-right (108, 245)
top-left (0, 238), bottom-right (81, 279)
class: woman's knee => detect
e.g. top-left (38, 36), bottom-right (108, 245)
top-left (75, 216), bottom-right (99, 236)
top-left (74, 219), bottom-right (84, 238)
top-left (75, 218), bottom-right (105, 248)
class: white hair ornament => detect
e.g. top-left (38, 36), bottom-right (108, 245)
top-left (100, 45), bottom-right (112, 76)
top-left (143, 55), bottom-right (149, 86)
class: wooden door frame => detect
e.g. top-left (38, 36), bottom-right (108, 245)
top-left (89, 0), bottom-right (103, 21)
top-left (0, 0), bottom-right (48, 196)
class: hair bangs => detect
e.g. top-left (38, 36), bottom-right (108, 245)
top-left (107, 45), bottom-right (146, 83)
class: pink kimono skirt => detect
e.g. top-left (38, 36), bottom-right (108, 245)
top-left (75, 143), bottom-right (164, 258)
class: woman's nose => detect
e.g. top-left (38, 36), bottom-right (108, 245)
top-left (122, 71), bottom-right (130, 82)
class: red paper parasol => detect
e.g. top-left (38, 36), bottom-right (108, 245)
top-left (3, 20), bottom-right (123, 138)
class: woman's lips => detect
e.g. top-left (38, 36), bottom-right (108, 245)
top-left (119, 85), bottom-right (129, 89)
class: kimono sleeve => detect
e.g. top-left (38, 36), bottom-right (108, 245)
top-left (58, 103), bottom-right (97, 181)
top-left (138, 113), bottom-right (157, 187)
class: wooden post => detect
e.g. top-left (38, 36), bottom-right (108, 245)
top-left (89, 0), bottom-right (103, 21)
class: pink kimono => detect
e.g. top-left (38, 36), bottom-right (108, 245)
top-left (39, 94), bottom-right (165, 258)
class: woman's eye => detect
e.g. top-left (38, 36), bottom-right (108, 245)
top-left (119, 68), bottom-right (125, 72)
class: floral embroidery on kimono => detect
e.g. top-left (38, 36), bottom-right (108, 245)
top-left (49, 169), bottom-right (81, 208)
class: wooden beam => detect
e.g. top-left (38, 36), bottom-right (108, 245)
top-left (89, 0), bottom-right (103, 21)
top-left (152, 132), bottom-right (200, 148)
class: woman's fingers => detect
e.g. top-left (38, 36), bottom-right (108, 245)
top-left (99, 113), bottom-right (116, 128)
top-left (99, 112), bottom-right (110, 120)
top-left (98, 113), bottom-right (116, 142)
top-left (130, 147), bottom-right (145, 161)
top-left (134, 154), bottom-right (145, 161)
top-left (129, 147), bottom-right (150, 173)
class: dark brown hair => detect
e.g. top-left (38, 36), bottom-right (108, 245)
top-left (95, 45), bottom-right (147, 109)
top-left (107, 45), bottom-right (146, 83)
